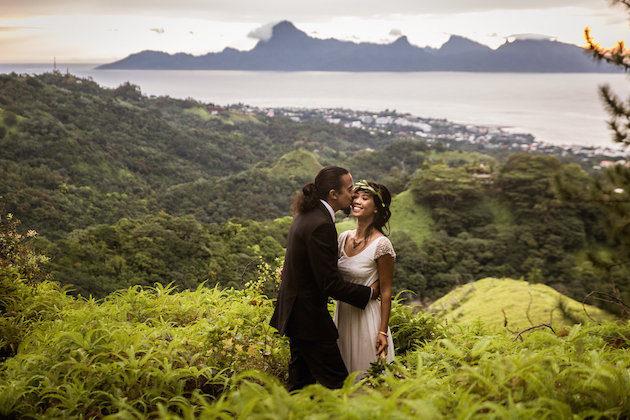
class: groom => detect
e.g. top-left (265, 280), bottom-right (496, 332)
top-left (270, 166), bottom-right (379, 391)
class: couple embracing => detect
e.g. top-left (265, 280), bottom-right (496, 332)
top-left (270, 166), bottom-right (396, 391)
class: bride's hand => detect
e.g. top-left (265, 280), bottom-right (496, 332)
top-left (376, 332), bottom-right (388, 356)
top-left (369, 281), bottom-right (380, 299)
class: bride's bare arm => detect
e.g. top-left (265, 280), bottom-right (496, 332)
top-left (375, 253), bottom-right (394, 355)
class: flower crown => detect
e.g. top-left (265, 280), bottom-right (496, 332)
top-left (353, 180), bottom-right (386, 208)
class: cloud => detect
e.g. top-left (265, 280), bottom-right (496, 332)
top-left (506, 33), bottom-right (557, 41)
top-left (605, 14), bottom-right (627, 25)
top-left (0, 26), bottom-right (38, 32)
top-left (149, 27), bottom-right (164, 34)
top-left (247, 21), bottom-right (277, 41)
top-left (389, 28), bottom-right (403, 37)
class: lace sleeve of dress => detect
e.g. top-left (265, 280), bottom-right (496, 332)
top-left (373, 236), bottom-right (396, 261)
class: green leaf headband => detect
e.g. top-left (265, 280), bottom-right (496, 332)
top-left (354, 180), bottom-right (386, 208)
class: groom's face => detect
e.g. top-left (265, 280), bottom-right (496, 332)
top-left (334, 173), bottom-right (354, 212)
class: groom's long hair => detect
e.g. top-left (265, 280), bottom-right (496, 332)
top-left (291, 166), bottom-right (349, 215)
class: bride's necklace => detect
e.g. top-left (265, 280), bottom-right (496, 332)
top-left (351, 232), bottom-right (370, 249)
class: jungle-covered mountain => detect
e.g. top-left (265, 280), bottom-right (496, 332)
top-left (98, 21), bottom-right (619, 73)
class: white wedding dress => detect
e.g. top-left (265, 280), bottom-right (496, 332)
top-left (333, 229), bottom-right (396, 376)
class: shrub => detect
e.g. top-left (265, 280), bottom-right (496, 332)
top-left (0, 281), bottom-right (289, 418)
top-left (3, 111), bottom-right (17, 127)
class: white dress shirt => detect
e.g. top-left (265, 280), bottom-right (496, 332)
top-left (319, 199), bottom-right (335, 222)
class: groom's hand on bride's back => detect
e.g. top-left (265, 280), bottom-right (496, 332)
top-left (370, 281), bottom-right (380, 299)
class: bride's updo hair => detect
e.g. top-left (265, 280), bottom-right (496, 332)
top-left (291, 166), bottom-right (350, 215)
top-left (356, 181), bottom-right (392, 236)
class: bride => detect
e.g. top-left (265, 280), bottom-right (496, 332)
top-left (334, 180), bottom-right (396, 376)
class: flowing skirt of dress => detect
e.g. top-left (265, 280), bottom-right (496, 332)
top-left (334, 296), bottom-right (394, 377)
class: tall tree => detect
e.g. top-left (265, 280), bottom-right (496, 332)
top-left (584, 0), bottom-right (630, 146)
top-left (584, 2), bottom-right (630, 315)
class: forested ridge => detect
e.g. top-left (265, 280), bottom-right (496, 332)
top-left (1, 71), bottom-right (629, 314)
top-left (0, 72), bottom-right (384, 234)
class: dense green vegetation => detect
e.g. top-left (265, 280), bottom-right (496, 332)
top-left (40, 213), bottom-right (289, 297)
top-left (1, 70), bottom-right (629, 418)
top-left (401, 153), bottom-right (630, 315)
top-left (1, 72), bottom-right (629, 317)
top-left (1, 223), bottom-right (628, 418)
top-left (0, 72), bottom-right (384, 236)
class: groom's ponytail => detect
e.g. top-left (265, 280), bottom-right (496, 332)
top-left (302, 182), bottom-right (318, 198)
top-left (291, 166), bottom-right (349, 215)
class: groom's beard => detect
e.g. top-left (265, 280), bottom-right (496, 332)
top-left (342, 205), bottom-right (352, 216)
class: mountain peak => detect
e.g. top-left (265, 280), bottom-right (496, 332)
top-left (496, 37), bottom-right (566, 53)
top-left (440, 35), bottom-right (491, 54)
top-left (391, 35), bottom-right (411, 47)
top-left (270, 20), bottom-right (308, 39)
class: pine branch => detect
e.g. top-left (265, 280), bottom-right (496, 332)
top-left (600, 84), bottom-right (630, 117)
top-left (609, 0), bottom-right (630, 10)
top-left (584, 27), bottom-right (630, 71)
top-left (599, 85), bottom-right (630, 146)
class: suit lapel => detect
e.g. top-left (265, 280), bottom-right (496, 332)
top-left (317, 201), bottom-right (335, 225)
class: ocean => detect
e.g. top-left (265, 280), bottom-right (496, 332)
top-left (1, 63), bottom-right (627, 148)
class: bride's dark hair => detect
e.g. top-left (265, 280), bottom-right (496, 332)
top-left (356, 181), bottom-right (392, 237)
top-left (291, 166), bottom-right (350, 215)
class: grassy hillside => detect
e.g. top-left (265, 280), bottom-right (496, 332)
top-left (428, 277), bottom-right (615, 331)
top-left (424, 150), bottom-right (498, 167)
top-left (388, 190), bottom-right (434, 245)
top-left (268, 149), bottom-right (323, 180)
top-left (183, 106), bottom-right (262, 125)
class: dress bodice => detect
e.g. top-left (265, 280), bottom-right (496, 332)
top-left (337, 230), bottom-right (396, 287)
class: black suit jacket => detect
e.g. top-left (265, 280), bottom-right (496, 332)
top-left (270, 202), bottom-right (372, 341)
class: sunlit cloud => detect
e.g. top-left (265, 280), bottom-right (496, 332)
top-left (506, 33), bottom-right (557, 42)
top-left (0, 26), bottom-right (40, 32)
top-left (247, 21), bottom-right (278, 42)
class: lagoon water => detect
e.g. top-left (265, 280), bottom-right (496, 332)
top-left (1, 63), bottom-right (628, 148)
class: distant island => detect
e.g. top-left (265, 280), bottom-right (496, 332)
top-left (98, 20), bottom-right (618, 73)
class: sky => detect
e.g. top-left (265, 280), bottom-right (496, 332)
top-left (0, 0), bottom-right (627, 63)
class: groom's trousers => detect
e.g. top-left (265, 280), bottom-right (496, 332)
top-left (288, 337), bottom-right (348, 391)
